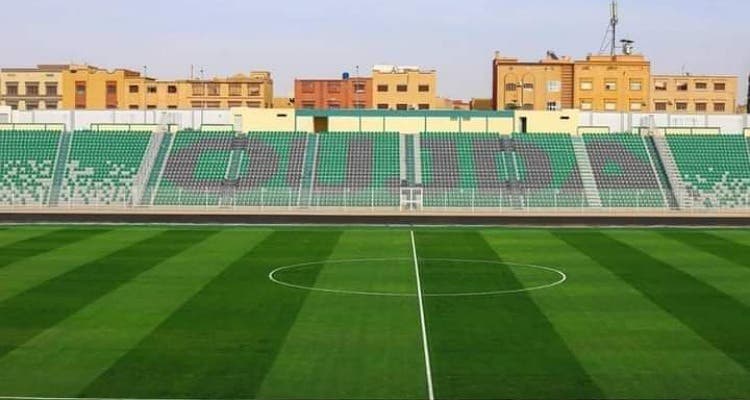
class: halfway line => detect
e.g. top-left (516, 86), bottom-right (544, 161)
top-left (411, 230), bottom-right (435, 400)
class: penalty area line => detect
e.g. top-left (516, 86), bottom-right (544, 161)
top-left (410, 230), bottom-right (435, 400)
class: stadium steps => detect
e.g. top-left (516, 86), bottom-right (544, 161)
top-left (132, 132), bottom-right (165, 206)
top-left (399, 134), bottom-right (407, 185)
top-left (643, 135), bottom-right (678, 209)
top-left (404, 134), bottom-right (416, 186)
top-left (502, 138), bottom-right (523, 208)
top-left (219, 136), bottom-right (248, 206)
top-left (641, 135), bottom-right (677, 209)
top-left (297, 134), bottom-right (319, 207)
top-left (650, 135), bottom-right (692, 208)
top-left (570, 135), bottom-right (602, 207)
top-left (412, 133), bottom-right (423, 185)
top-left (47, 131), bottom-right (72, 207)
top-left (140, 132), bottom-right (173, 206)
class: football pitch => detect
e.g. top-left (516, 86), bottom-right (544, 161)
top-left (0, 225), bottom-right (749, 399)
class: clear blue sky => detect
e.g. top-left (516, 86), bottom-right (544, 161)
top-left (2, 0), bottom-right (748, 103)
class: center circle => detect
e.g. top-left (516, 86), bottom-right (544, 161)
top-left (268, 258), bottom-right (566, 297)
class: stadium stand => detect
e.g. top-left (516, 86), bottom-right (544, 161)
top-left (59, 131), bottom-right (151, 206)
top-left (153, 130), bottom-right (234, 206)
top-left (582, 133), bottom-right (667, 208)
top-left (665, 134), bottom-right (750, 208)
top-left (0, 130), bottom-right (60, 206)
top-left (233, 132), bottom-right (307, 207)
top-left (309, 132), bottom-right (401, 207)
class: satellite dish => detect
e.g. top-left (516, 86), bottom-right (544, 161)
top-left (620, 39), bottom-right (635, 55)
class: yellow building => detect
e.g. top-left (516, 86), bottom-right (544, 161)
top-left (573, 54), bottom-right (651, 112)
top-left (61, 65), bottom-right (273, 110)
top-left (371, 65), bottom-right (437, 110)
top-left (651, 74), bottom-right (737, 114)
top-left (178, 71), bottom-right (273, 109)
top-left (492, 53), bottom-right (574, 111)
top-left (0, 65), bottom-right (66, 110)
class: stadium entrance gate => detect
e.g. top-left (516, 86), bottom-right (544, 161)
top-left (400, 187), bottom-right (423, 211)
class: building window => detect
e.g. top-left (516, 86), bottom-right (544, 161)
top-left (604, 100), bottom-right (617, 111)
top-left (547, 80), bottom-right (561, 93)
top-left (377, 85), bottom-right (388, 92)
top-left (546, 101), bottom-right (558, 111)
top-left (604, 80), bottom-right (617, 91)
top-left (191, 84), bottom-right (204, 96)
top-left (301, 101), bottom-right (316, 109)
top-left (191, 101), bottom-right (204, 108)
top-left (522, 82), bottom-right (534, 90)
top-left (45, 101), bottom-right (58, 110)
top-left (354, 83), bottom-right (366, 93)
top-left (147, 105), bottom-right (156, 109)
top-left (327, 101), bottom-right (341, 109)
top-left (580, 80), bottom-right (593, 91)
top-left (714, 82), bottom-right (726, 91)
top-left (418, 84), bottom-right (430, 92)
top-left (695, 102), bottom-right (707, 112)
top-left (354, 101), bottom-right (366, 109)
top-left (25, 83), bottom-right (39, 96)
top-left (128, 105), bottom-right (139, 110)
top-left (580, 100), bottom-right (592, 111)
top-left (26, 101), bottom-right (39, 110)
top-left (418, 103), bottom-right (430, 110)
top-left (675, 102), bottom-right (688, 111)
top-left (167, 85), bottom-right (177, 94)
top-left (206, 84), bottom-right (220, 96)
top-left (396, 85), bottom-right (408, 92)
top-left (206, 101), bottom-right (221, 108)
top-left (228, 83), bottom-right (242, 96)
top-left (377, 103), bottom-right (389, 109)
top-left (147, 86), bottom-right (157, 94)
top-left (654, 81), bottom-right (667, 91)
top-left (676, 82), bottom-right (688, 91)
top-left (629, 79), bottom-right (642, 91)
top-left (301, 82), bottom-right (315, 94)
top-left (695, 82), bottom-right (708, 90)
top-left (248, 84), bottom-right (260, 96)
top-left (629, 101), bottom-right (642, 111)
top-left (522, 103), bottom-right (534, 110)
top-left (45, 83), bottom-right (58, 96)
top-left (5, 83), bottom-right (18, 96)
top-left (228, 101), bottom-right (242, 107)
top-left (396, 103), bottom-right (408, 110)
top-left (654, 102), bottom-right (667, 111)
top-left (505, 83), bottom-right (517, 91)
top-left (7, 101), bottom-right (18, 110)
top-left (246, 101), bottom-right (261, 108)
top-left (129, 85), bottom-right (139, 94)
top-left (106, 104), bottom-right (118, 110)
top-left (327, 82), bottom-right (341, 93)
top-left (713, 102), bottom-right (726, 112)
top-left (106, 84), bottom-right (117, 95)
top-left (167, 105), bottom-right (177, 109)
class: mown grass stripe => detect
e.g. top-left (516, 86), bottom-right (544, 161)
top-left (0, 229), bottom-right (216, 359)
top-left (0, 229), bottom-right (270, 397)
top-left (484, 229), bottom-right (750, 399)
top-left (0, 227), bottom-right (60, 248)
top-left (658, 230), bottom-right (750, 269)
top-left (257, 230), bottom-right (425, 399)
top-left (0, 229), bottom-right (164, 304)
top-left (414, 231), bottom-right (602, 399)
top-left (0, 229), bottom-right (107, 269)
top-left (555, 230), bottom-right (750, 372)
top-left (82, 230), bottom-right (342, 399)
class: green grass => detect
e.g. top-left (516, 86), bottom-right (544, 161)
top-left (0, 225), bottom-right (748, 399)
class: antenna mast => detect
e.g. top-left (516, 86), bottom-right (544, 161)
top-left (610, 0), bottom-right (618, 56)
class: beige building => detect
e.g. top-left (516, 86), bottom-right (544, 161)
top-left (651, 74), bottom-right (737, 114)
top-left (573, 54), bottom-right (651, 112)
top-left (180, 71), bottom-right (273, 109)
top-left (492, 53), bottom-right (574, 111)
top-left (0, 65), bottom-right (66, 110)
top-left (371, 65), bottom-right (437, 110)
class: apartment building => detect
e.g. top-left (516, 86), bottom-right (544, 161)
top-left (573, 54), bottom-right (651, 112)
top-left (651, 74), bottom-right (737, 114)
top-left (182, 71), bottom-right (273, 109)
top-left (294, 77), bottom-right (372, 109)
top-left (0, 65), bottom-right (66, 110)
top-left (492, 53), bottom-right (574, 111)
top-left (371, 65), bottom-right (437, 110)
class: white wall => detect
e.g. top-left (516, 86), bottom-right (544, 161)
top-left (4, 109), bottom-right (233, 131)
top-left (579, 112), bottom-right (750, 134)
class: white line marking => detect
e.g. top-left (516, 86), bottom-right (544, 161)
top-left (411, 230), bottom-right (435, 400)
top-left (268, 258), bottom-right (567, 297)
